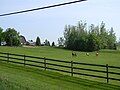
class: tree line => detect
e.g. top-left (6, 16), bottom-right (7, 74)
top-left (0, 27), bottom-right (55, 46)
top-left (0, 21), bottom-right (117, 51)
top-left (59, 21), bottom-right (117, 51)
top-left (0, 27), bottom-right (20, 46)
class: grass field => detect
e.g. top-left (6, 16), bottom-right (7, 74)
top-left (0, 62), bottom-right (120, 90)
top-left (0, 46), bottom-right (120, 89)
top-left (0, 46), bottom-right (120, 66)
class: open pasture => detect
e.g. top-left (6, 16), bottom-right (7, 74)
top-left (0, 46), bottom-right (120, 66)
top-left (0, 46), bottom-right (120, 87)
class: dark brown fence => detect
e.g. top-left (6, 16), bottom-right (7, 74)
top-left (0, 52), bottom-right (120, 84)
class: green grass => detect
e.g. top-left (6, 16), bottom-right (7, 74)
top-left (0, 62), bottom-right (120, 90)
top-left (0, 76), bottom-right (27, 90)
top-left (0, 46), bottom-right (120, 89)
top-left (0, 46), bottom-right (120, 66)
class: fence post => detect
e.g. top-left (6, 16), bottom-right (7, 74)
top-left (71, 61), bottom-right (73, 76)
top-left (24, 55), bottom-right (26, 66)
top-left (44, 57), bottom-right (47, 70)
top-left (106, 64), bottom-right (109, 83)
top-left (7, 53), bottom-right (9, 63)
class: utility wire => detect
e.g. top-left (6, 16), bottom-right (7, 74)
top-left (0, 0), bottom-right (86, 17)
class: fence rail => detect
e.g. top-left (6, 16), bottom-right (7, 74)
top-left (0, 52), bottom-right (120, 84)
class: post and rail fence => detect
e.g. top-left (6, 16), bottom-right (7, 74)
top-left (0, 52), bottom-right (120, 84)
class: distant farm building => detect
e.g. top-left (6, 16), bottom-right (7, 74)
top-left (20, 35), bottom-right (27, 45)
top-left (26, 40), bottom-right (35, 46)
top-left (20, 36), bottom-right (36, 46)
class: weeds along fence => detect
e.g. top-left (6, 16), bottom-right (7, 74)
top-left (0, 52), bottom-right (120, 84)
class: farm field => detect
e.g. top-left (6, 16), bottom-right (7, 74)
top-left (0, 46), bottom-right (120, 66)
top-left (0, 46), bottom-right (120, 89)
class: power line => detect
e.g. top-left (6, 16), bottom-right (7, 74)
top-left (0, 0), bottom-right (86, 17)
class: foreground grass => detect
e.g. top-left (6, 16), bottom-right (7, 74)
top-left (0, 62), bottom-right (120, 90)
top-left (0, 76), bottom-right (27, 90)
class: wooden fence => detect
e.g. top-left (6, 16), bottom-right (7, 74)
top-left (0, 52), bottom-right (120, 84)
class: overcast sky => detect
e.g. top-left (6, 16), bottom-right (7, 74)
top-left (0, 0), bottom-right (120, 44)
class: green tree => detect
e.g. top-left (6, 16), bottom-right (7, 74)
top-left (35, 37), bottom-right (41, 46)
top-left (118, 38), bottom-right (120, 46)
top-left (62, 21), bottom-right (116, 51)
top-left (4, 28), bottom-right (20, 46)
top-left (52, 42), bottom-right (55, 47)
top-left (107, 27), bottom-right (116, 49)
top-left (44, 39), bottom-right (50, 46)
top-left (63, 21), bottom-right (88, 51)
top-left (88, 24), bottom-right (100, 51)
top-left (0, 27), bottom-right (3, 46)
top-left (58, 37), bottom-right (64, 47)
top-left (99, 21), bottom-right (108, 49)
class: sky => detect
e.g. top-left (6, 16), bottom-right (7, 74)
top-left (0, 0), bottom-right (120, 44)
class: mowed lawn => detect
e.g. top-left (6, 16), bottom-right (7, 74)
top-left (0, 46), bottom-right (120, 66)
top-left (0, 62), bottom-right (120, 90)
